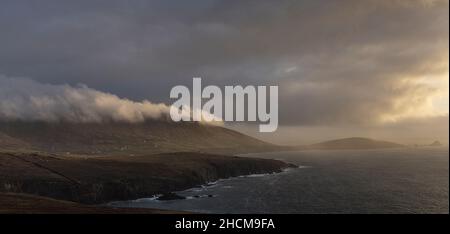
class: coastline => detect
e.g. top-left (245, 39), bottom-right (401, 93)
top-left (0, 151), bottom-right (295, 213)
top-left (109, 166), bottom-right (298, 206)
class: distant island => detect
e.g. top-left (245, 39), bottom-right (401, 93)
top-left (429, 141), bottom-right (443, 147)
top-left (303, 137), bottom-right (404, 150)
top-left (411, 140), bottom-right (445, 148)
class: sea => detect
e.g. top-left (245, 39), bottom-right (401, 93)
top-left (110, 147), bottom-right (449, 214)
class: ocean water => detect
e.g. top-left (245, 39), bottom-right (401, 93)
top-left (111, 147), bottom-right (449, 214)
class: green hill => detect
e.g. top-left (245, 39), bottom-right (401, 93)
top-left (0, 121), bottom-right (274, 155)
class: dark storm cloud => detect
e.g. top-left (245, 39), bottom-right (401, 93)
top-left (0, 0), bottom-right (448, 126)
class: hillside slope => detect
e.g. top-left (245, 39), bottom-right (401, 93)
top-left (0, 121), bottom-right (274, 155)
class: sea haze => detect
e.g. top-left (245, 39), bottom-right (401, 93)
top-left (111, 147), bottom-right (449, 214)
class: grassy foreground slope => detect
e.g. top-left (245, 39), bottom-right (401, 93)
top-left (0, 192), bottom-right (189, 214)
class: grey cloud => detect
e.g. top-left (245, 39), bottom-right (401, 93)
top-left (0, 0), bottom-right (448, 127)
top-left (0, 75), bottom-right (169, 122)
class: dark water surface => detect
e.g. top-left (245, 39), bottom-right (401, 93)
top-left (111, 147), bottom-right (449, 213)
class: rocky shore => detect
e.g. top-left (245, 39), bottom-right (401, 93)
top-left (0, 151), bottom-right (295, 208)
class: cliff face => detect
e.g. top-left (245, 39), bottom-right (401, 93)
top-left (0, 151), bottom-right (293, 204)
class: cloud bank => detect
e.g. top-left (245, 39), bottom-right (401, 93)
top-left (0, 0), bottom-right (447, 127)
top-left (0, 0), bottom-right (447, 142)
top-left (0, 75), bottom-right (170, 123)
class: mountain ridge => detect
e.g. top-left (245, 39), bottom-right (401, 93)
top-left (0, 121), bottom-right (275, 155)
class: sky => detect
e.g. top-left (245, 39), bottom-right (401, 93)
top-left (0, 0), bottom-right (448, 145)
